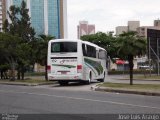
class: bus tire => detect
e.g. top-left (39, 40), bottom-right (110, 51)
top-left (98, 72), bottom-right (105, 82)
top-left (86, 72), bottom-right (92, 84)
top-left (58, 81), bottom-right (68, 86)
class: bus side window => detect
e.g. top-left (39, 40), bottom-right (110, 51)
top-left (86, 45), bottom-right (91, 57)
top-left (82, 44), bottom-right (87, 56)
top-left (92, 47), bottom-right (96, 58)
top-left (99, 50), bottom-right (106, 60)
top-left (86, 45), bottom-right (96, 58)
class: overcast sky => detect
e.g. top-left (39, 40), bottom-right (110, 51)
top-left (67, 0), bottom-right (160, 39)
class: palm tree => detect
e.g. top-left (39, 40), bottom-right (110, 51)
top-left (36, 34), bottom-right (55, 80)
top-left (116, 31), bottom-right (146, 85)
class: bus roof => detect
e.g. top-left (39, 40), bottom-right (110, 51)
top-left (49, 39), bottom-right (106, 51)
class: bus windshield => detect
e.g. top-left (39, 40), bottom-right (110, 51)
top-left (51, 42), bottom-right (77, 53)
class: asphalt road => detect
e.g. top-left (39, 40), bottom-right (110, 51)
top-left (0, 75), bottom-right (160, 120)
top-left (0, 82), bottom-right (160, 115)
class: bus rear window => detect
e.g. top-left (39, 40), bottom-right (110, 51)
top-left (51, 42), bottom-right (77, 53)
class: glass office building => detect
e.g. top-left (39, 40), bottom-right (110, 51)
top-left (48, 0), bottom-right (60, 38)
top-left (13, 0), bottom-right (25, 6)
top-left (30, 0), bottom-right (45, 35)
top-left (6, 0), bottom-right (67, 38)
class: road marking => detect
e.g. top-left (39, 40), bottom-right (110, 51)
top-left (0, 89), bottom-right (160, 110)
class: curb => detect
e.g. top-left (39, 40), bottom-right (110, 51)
top-left (113, 78), bottom-right (160, 82)
top-left (91, 83), bottom-right (103, 91)
top-left (94, 86), bottom-right (160, 96)
top-left (0, 82), bottom-right (54, 86)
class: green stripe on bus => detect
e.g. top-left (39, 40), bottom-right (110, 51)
top-left (52, 64), bottom-right (76, 68)
top-left (84, 58), bottom-right (103, 75)
top-left (85, 63), bottom-right (97, 75)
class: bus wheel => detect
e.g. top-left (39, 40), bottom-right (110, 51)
top-left (98, 73), bottom-right (105, 82)
top-left (58, 81), bottom-right (68, 86)
top-left (86, 72), bottom-right (92, 84)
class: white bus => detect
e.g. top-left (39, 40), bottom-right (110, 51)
top-left (47, 39), bottom-right (107, 85)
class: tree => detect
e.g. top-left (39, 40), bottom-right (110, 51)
top-left (81, 32), bottom-right (117, 59)
top-left (36, 34), bottom-right (55, 80)
top-left (0, 41), bottom-right (10, 79)
top-left (28, 39), bottom-right (39, 72)
top-left (16, 43), bottom-right (32, 80)
top-left (0, 64), bottom-right (10, 79)
top-left (2, 0), bottom-right (36, 80)
top-left (3, 0), bottom-right (35, 40)
top-left (17, 0), bottom-right (35, 80)
top-left (115, 31), bottom-right (146, 85)
top-left (18, 0), bottom-right (35, 42)
top-left (0, 32), bottom-right (22, 80)
top-left (5, 5), bottom-right (19, 35)
top-left (2, 19), bottom-right (9, 33)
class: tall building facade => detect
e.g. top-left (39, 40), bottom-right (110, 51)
top-left (137, 20), bottom-right (160, 38)
top-left (116, 26), bottom-right (128, 36)
top-left (116, 21), bottom-right (140, 35)
top-left (6, 0), bottom-right (67, 38)
top-left (0, 0), bottom-right (6, 32)
top-left (77, 21), bottom-right (95, 39)
top-left (128, 21), bottom-right (140, 31)
top-left (0, 0), bottom-right (2, 32)
top-left (154, 19), bottom-right (160, 27)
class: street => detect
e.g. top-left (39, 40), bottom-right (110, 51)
top-left (0, 78), bottom-right (160, 115)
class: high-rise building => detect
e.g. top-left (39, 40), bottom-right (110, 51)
top-left (128, 21), bottom-right (140, 31)
top-left (6, 0), bottom-right (67, 38)
top-left (116, 26), bottom-right (128, 36)
top-left (0, 0), bottom-right (6, 32)
top-left (115, 21), bottom-right (140, 35)
top-left (77, 21), bottom-right (95, 39)
top-left (137, 26), bottom-right (149, 38)
top-left (0, 0), bottom-right (2, 32)
top-left (137, 19), bottom-right (160, 38)
top-left (154, 19), bottom-right (160, 27)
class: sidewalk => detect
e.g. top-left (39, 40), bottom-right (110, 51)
top-left (94, 75), bottom-right (160, 96)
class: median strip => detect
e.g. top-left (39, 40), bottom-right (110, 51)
top-left (95, 82), bottom-right (160, 96)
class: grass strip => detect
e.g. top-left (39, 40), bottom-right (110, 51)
top-left (101, 82), bottom-right (160, 91)
top-left (133, 75), bottom-right (160, 80)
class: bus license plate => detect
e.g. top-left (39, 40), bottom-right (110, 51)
top-left (61, 72), bottom-right (67, 74)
